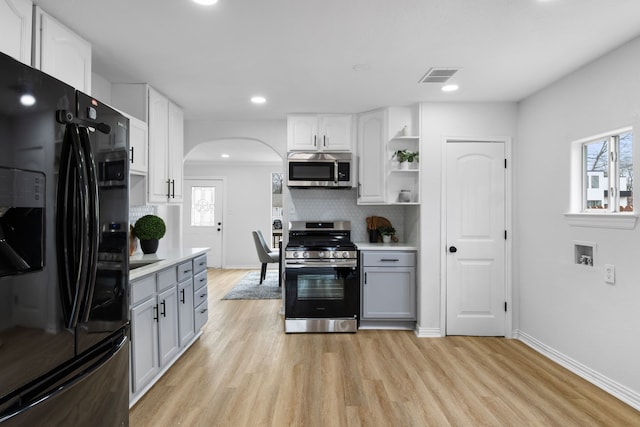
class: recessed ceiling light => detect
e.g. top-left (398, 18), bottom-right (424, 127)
top-left (20, 94), bottom-right (36, 106)
top-left (441, 84), bottom-right (459, 92)
top-left (193, 0), bottom-right (218, 5)
top-left (352, 63), bottom-right (371, 72)
top-left (221, 154), bottom-right (230, 158)
top-left (251, 96), bottom-right (266, 104)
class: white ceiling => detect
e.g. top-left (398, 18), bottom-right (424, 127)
top-left (32, 0), bottom-right (640, 124)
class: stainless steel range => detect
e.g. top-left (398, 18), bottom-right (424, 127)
top-left (284, 221), bottom-right (359, 333)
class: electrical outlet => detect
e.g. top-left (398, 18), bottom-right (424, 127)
top-left (605, 264), bottom-right (615, 284)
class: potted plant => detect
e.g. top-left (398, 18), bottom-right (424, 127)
top-left (393, 149), bottom-right (419, 169)
top-left (133, 215), bottom-right (166, 254)
top-left (377, 225), bottom-right (395, 243)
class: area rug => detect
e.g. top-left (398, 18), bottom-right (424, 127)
top-left (221, 271), bottom-right (282, 300)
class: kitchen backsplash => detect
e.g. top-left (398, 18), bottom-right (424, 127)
top-left (288, 188), bottom-right (406, 242)
top-left (129, 205), bottom-right (157, 227)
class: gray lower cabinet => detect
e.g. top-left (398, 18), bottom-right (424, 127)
top-left (129, 253), bottom-right (208, 404)
top-left (361, 251), bottom-right (416, 323)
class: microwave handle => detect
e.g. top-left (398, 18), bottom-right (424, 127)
top-left (334, 160), bottom-right (339, 184)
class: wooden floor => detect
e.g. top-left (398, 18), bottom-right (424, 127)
top-left (130, 269), bottom-right (640, 426)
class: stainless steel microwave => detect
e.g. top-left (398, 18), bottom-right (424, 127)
top-left (287, 152), bottom-right (352, 188)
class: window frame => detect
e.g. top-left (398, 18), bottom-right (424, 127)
top-left (566, 126), bottom-right (637, 229)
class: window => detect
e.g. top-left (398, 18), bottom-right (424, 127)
top-left (190, 186), bottom-right (216, 226)
top-left (581, 129), bottom-right (633, 213)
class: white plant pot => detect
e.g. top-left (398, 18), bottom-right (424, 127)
top-left (382, 235), bottom-right (391, 243)
top-left (400, 161), bottom-right (410, 170)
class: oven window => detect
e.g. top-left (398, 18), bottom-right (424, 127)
top-left (297, 274), bottom-right (344, 300)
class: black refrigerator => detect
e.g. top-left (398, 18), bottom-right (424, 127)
top-left (0, 52), bottom-right (130, 426)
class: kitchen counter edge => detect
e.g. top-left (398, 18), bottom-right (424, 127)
top-left (129, 247), bottom-right (209, 280)
top-left (355, 242), bottom-right (418, 251)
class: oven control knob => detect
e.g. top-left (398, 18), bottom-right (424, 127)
top-left (303, 252), bottom-right (309, 258)
top-left (318, 252), bottom-right (325, 258)
top-left (342, 252), bottom-right (349, 258)
top-left (292, 252), bottom-right (299, 258)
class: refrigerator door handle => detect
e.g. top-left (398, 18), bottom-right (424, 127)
top-left (78, 126), bottom-right (100, 323)
top-left (56, 124), bottom-right (91, 329)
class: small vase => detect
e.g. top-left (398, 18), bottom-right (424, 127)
top-left (369, 229), bottom-right (379, 243)
top-left (400, 161), bottom-right (410, 170)
top-left (382, 235), bottom-right (391, 243)
top-left (140, 239), bottom-right (159, 254)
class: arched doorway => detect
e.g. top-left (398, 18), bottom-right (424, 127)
top-left (183, 138), bottom-right (283, 269)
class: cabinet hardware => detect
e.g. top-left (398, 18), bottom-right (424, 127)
top-left (380, 258), bottom-right (399, 262)
top-left (153, 305), bottom-right (158, 322)
top-left (160, 300), bottom-right (166, 317)
top-left (313, 135), bottom-right (317, 147)
top-left (171, 179), bottom-right (176, 198)
top-left (180, 289), bottom-right (185, 304)
top-left (130, 146), bottom-right (134, 164)
top-left (449, 246), bottom-right (457, 253)
top-left (166, 179), bottom-right (171, 197)
top-left (323, 135), bottom-right (326, 147)
top-left (200, 308), bottom-right (208, 313)
top-left (364, 272), bottom-right (367, 284)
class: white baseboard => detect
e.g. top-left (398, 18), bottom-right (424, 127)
top-left (516, 330), bottom-right (640, 411)
top-left (414, 326), bottom-right (442, 338)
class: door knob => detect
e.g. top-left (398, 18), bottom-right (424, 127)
top-left (449, 246), bottom-right (457, 253)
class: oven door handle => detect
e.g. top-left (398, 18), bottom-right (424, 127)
top-left (285, 261), bottom-right (357, 268)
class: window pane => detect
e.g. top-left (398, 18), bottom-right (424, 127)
top-left (584, 139), bottom-right (608, 209)
top-left (618, 131), bottom-right (633, 211)
top-left (191, 186), bottom-right (216, 226)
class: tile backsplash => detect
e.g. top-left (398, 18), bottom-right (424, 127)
top-left (288, 188), bottom-right (406, 242)
top-left (129, 205), bottom-right (156, 227)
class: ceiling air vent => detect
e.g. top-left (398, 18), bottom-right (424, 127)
top-left (419, 68), bottom-right (459, 83)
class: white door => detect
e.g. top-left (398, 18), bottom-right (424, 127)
top-left (183, 179), bottom-right (224, 268)
top-left (446, 141), bottom-right (506, 336)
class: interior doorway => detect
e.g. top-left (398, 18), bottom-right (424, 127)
top-left (444, 140), bottom-right (511, 336)
top-left (183, 178), bottom-right (225, 268)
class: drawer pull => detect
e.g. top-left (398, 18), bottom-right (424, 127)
top-left (200, 308), bottom-right (208, 314)
top-left (380, 258), bottom-right (400, 262)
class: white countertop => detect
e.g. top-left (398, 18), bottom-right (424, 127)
top-left (354, 242), bottom-right (418, 251)
top-left (129, 247), bottom-right (209, 280)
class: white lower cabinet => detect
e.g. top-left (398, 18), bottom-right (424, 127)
top-left (129, 253), bottom-right (208, 405)
top-left (130, 290), bottom-right (159, 394)
top-left (178, 278), bottom-right (195, 347)
top-left (360, 251), bottom-right (416, 328)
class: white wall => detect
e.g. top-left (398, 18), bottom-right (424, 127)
top-left (184, 161), bottom-right (283, 268)
top-left (516, 36), bottom-right (640, 403)
top-left (417, 103), bottom-right (519, 334)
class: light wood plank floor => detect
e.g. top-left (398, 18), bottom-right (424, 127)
top-left (130, 269), bottom-right (640, 426)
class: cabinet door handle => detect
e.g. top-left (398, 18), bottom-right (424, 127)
top-left (160, 300), bottom-right (166, 317)
top-left (166, 180), bottom-right (171, 197)
top-left (323, 135), bottom-right (326, 147)
top-left (180, 288), bottom-right (185, 304)
top-left (153, 305), bottom-right (159, 322)
top-left (200, 308), bottom-right (208, 314)
top-left (171, 179), bottom-right (176, 198)
top-left (364, 272), bottom-right (367, 284)
top-left (130, 146), bottom-right (134, 164)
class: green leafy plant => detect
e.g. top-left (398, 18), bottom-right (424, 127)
top-left (393, 149), bottom-right (419, 163)
top-left (133, 215), bottom-right (166, 240)
top-left (377, 225), bottom-right (396, 236)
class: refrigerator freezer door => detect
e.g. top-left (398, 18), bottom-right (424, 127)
top-left (0, 331), bottom-right (129, 426)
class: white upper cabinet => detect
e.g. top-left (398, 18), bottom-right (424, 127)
top-left (33, 7), bottom-right (91, 93)
top-left (287, 114), bottom-right (353, 151)
top-left (112, 84), bottom-right (184, 204)
top-left (0, 0), bottom-right (32, 65)
top-left (357, 109), bottom-right (386, 204)
top-left (128, 114), bottom-right (148, 175)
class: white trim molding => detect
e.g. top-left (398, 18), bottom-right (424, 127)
top-left (564, 212), bottom-right (638, 229)
top-left (414, 326), bottom-right (442, 338)
top-left (517, 330), bottom-right (640, 411)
